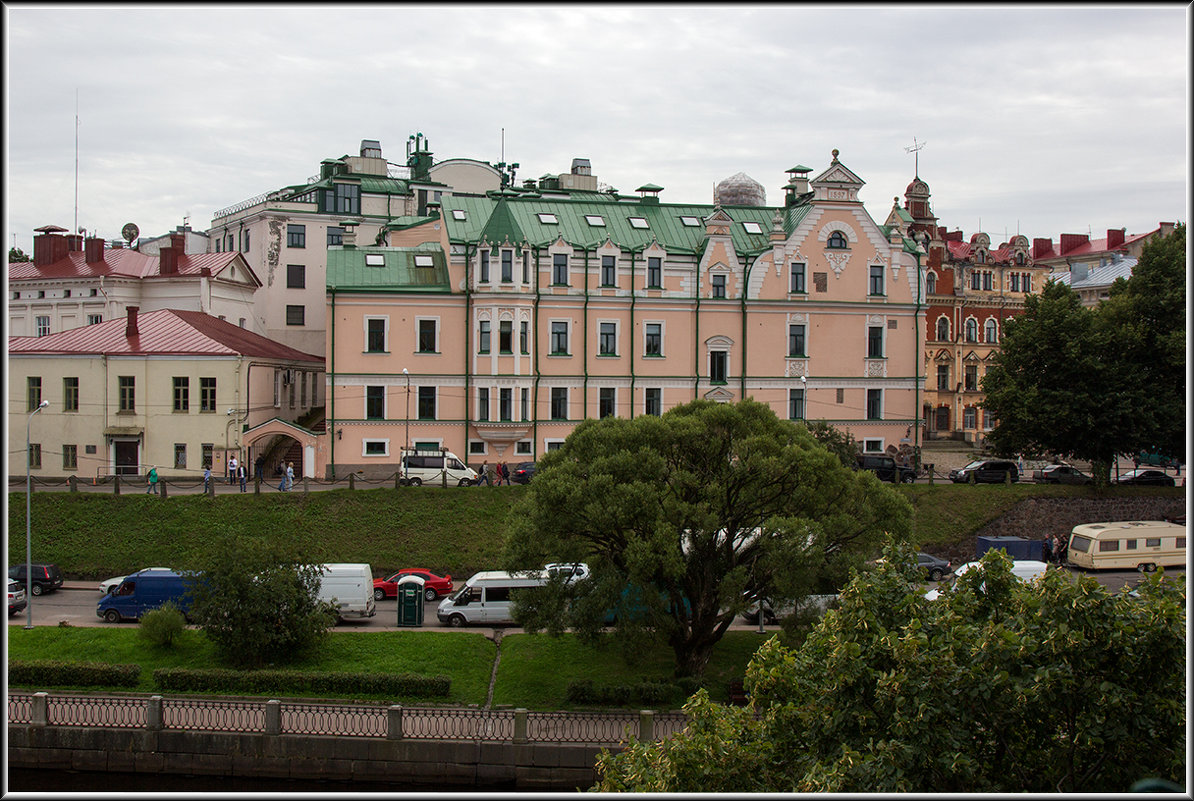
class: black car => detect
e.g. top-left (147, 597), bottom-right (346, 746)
top-left (855, 454), bottom-right (917, 484)
top-left (8, 563), bottom-right (64, 596)
top-left (949, 459), bottom-right (1019, 484)
top-left (917, 552), bottom-right (953, 582)
top-left (1116, 469), bottom-right (1176, 486)
top-left (511, 462), bottom-right (537, 484)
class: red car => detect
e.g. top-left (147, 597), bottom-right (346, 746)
top-left (373, 569), bottom-right (453, 602)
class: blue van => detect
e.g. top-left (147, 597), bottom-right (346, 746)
top-left (96, 568), bottom-right (195, 623)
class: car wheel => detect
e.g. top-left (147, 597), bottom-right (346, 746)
top-left (902, 473), bottom-right (916, 484)
top-left (448, 613), bottom-right (467, 628)
top-left (30, 584), bottom-right (42, 596)
top-left (457, 478), bottom-right (471, 487)
top-left (374, 588), bottom-right (386, 601)
top-left (103, 609), bottom-right (121, 624)
top-left (424, 587), bottom-right (438, 602)
top-left (409, 478), bottom-right (422, 487)
top-left (929, 568), bottom-right (944, 582)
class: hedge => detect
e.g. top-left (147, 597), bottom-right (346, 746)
top-left (9, 659), bottom-right (141, 688)
top-left (565, 677), bottom-right (700, 708)
top-left (152, 667), bottom-right (450, 698)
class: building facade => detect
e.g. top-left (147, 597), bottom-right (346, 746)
top-left (323, 151), bottom-right (927, 478)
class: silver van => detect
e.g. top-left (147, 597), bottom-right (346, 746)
top-left (400, 449), bottom-right (477, 487)
top-left (436, 570), bottom-right (548, 626)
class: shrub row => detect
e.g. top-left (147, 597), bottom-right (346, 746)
top-left (9, 659), bottom-right (141, 688)
top-left (565, 677), bottom-right (702, 708)
top-left (152, 667), bottom-right (450, 698)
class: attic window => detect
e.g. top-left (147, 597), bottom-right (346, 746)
top-left (679, 216), bottom-right (700, 227)
top-left (628, 217), bottom-right (649, 229)
top-left (365, 254), bottom-right (385, 267)
top-left (742, 221), bottom-right (763, 234)
top-left (584, 215), bottom-right (606, 227)
top-left (413, 255), bottom-right (434, 267)
top-left (537, 213), bottom-right (559, 224)
top-left (452, 209), bottom-right (467, 221)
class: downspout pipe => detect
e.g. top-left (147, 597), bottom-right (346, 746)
top-left (693, 253), bottom-right (702, 400)
top-left (628, 248), bottom-right (639, 417)
top-left (913, 251), bottom-right (922, 466)
top-left (463, 243), bottom-right (475, 458)
top-left (581, 246), bottom-right (592, 417)
top-left (532, 247), bottom-right (543, 459)
top-left (328, 287), bottom-right (337, 479)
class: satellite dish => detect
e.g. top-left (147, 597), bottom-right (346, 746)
top-left (122, 223), bottom-right (140, 243)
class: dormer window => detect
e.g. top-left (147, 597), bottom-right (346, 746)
top-left (365, 254), bottom-right (385, 267)
top-left (1015, 252), bottom-right (1025, 265)
top-left (827, 231), bottom-right (848, 249)
top-left (584, 215), bottom-right (606, 227)
top-left (452, 209), bottom-right (467, 221)
top-left (628, 217), bottom-right (649, 229)
top-left (537, 213), bottom-right (558, 224)
top-left (742, 221), bottom-right (763, 234)
top-left (975, 250), bottom-right (987, 264)
top-left (679, 216), bottom-right (700, 227)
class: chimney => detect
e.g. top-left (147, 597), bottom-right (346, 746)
top-left (1106, 228), bottom-right (1125, 249)
top-left (1032, 238), bottom-right (1054, 260)
top-left (159, 246), bottom-right (178, 275)
top-left (66, 234), bottom-right (84, 251)
top-left (84, 236), bottom-right (105, 264)
top-left (125, 306), bottom-right (140, 337)
top-left (1059, 233), bottom-right (1088, 255)
top-left (33, 230), bottom-right (71, 266)
top-left (1158, 221), bottom-right (1175, 236)
top-left (170, 232), bottom-right (186, 253)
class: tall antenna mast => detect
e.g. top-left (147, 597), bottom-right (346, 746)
top-left (904, 137), bottom-right (926, 177)
top-left (74, 89), bottom-right (80, 234)
top-left (501, 127), bottom-right (504, 164)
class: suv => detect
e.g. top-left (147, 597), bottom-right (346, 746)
top-left (855, 454), bottom-right (917, 484)
top-left (8, 563), bottom-right (64, 596)
top-left (949, 459), bottom-right (1019, 484)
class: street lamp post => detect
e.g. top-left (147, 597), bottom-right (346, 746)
top-left (26, 398), bottom-right (48, 629)
top-left (402, 368), bottom-right (410, 482)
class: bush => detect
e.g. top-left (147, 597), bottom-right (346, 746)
top-left (138, 602), bottom-right (186, 647)
top-left (9, 659), bottom-right (140, 688)
top-left (565, 678), bottom-right (687, 708)
top-left (152, 667), bottom-right (450, 698)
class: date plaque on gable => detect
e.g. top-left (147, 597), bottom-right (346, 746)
top-left (813, 272), bottom-right (828, 292)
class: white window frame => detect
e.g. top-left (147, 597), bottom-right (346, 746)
top-left (597, 319), bottom-right (619, 357)
top-left (628, 217), bottom-right (649, 229)
top-left (862, 438), bottom-right (884, 453)
top-left (544, 438), bottom-right (566, 452)
top-left (742, 221), bottom-right (763, 234)
top-left (362, 439), bottom-right (390, 457)
top-left (364, 316), bottom-right (389, 353)
top-left (549, 318), bottom-right (571, 356)
top-left (643, 320), bottom-right (665, 357)
top-left (415, 316), bottom-right (439, 354)
top-left (365, 385), bottom-right (388, 420)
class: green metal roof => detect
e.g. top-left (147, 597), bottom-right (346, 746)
top-left (326, 243), bottom-right (450, 292)
top-left (384, 215), bottom-right (439, 232)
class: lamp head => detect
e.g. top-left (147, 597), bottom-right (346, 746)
top-left (402, 367), bottom-right (409, 375)
top-left (800, 375), bottom-right (806, 383)
top-left (38, 399), bottom-right (49, 409)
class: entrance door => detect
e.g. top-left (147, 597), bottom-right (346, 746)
top-left (114, 440), bottom-right (139, 476)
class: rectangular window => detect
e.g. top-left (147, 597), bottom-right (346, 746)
top-left (63, 444), bottom-right (78, 471)
top-left (499, 320), bottom-right (513, 353)
top-left (937, 365), bottom-right (950, 391)
top-left (869, 264), bottom-right (885, 296)
top-left (868, 326), bottom-right (884, 358)
top-left (286, 305), bottom-right (305, 326)
top-left (242, 229), bottom-right (250, 252)
top-left (367, 318), bottom-right (387, 353)
top-left (469, 440), bottom-right (486, 455)
top-left (520, 321), bottom-right (529, 354)
top-left (1145, 537), bottom-right (1161, 548)
top-left (478, 321), bottom-right (491, 353)
top-left (63, 377), bottom-right (79, 412)
top-left (790, 262), bottom-right (807, 293)
top-left (173, 377), bottom-right (190, 412)
top-left (963, 407), bottom-right (976, 429)
top-left (711, 274), bottom-right (726, 298)
top-left (983, 271), bottom-right (993, 291)
top-left (418, 319), bottom-right (437, 353)
top-left (501, 250), bottom-right (513, 283)
top-left (552, 253), bottom-right (569, 285)
top-left (522, 251), bottom-right (530, 283)
top-left (417, 386), bottom-right (436, 420)
top-left (550, 387), bottom-right (568, 420)
top-left (300, 371), bottom-right (307, 408)
top-left (287, 224), bottom-right (306, 248)
top-left (710, 351), bottom-right (727, 383)
top-left (866, 389), bottom-right (882, 420)
top-left (36, 316), bottom-right (50, 337)
top-left (27, 377), bottom-right (42, 411)
top-left (28, 443), bottom-right (42, 470)
top-left (327, 226), bottom-right (344, 246)
top-left (118, 376), bottom-right (135, 412)
top-left (366, 386), bottom-right (385, 420)
top-left (551, 321), bottom-right (569, 354)
top-left (789, 388), bottom-right (805, 421)
top-left (364, 440), bottom-right (388, 456)
top-left (335, 183), bottom-right (360, 214)
top-left (645, 387), bottom-right (662, 416)
top-left (478, 388), bottom-right (490, 421)
top-left (520, 388), bottom-right (529, 421)
top-left (601, 255), bottom-right (616, 287)
top-left (366, 254), bottom-right (385, 267)
top-left (599, 387), bottom-right (616, 418)
top-left (88, 314), bottom-right (103, 326)
top-left (788, 324), bottom-right (806, 357)
top-left (480, 250), bottom-right (490, 283)
top-left (287, 264), bottom-right (305, 288)
top-left (170, 443), bottom-right (185, 469)
top-left (200, 377), bottom-right (216, 412)
top-left (500, 388), bottom-right (513, 421)
top-left (647, 257), bottom-right (662, 288)
top-left (644, 323), bottom-right (662, 356)
top-left (983, 409), bottom-right (994, 430)
top-left (1010, 273), bottom-right (1020, 292)
top-left (599, 322), bottom-right (617, 356)
top-left (1099, 539), bottom-right (1120, 553)
top-left (965, 365), bottom-right (978, 392)
top-left (1126, 539), bottom-right (1138, 550)
top-left (202, 443), bottom-right (213, 470)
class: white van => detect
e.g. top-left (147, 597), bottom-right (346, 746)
top-left (924, 559), bottom-right (1048, 600)
top-left (316, 563), bottom-right (376, 620)
top-left (400, 449), bottom-right (477, 487)
top-left (436, 570), bottom-right (548, 627)
top-left (1066, 521), bottom-right (1186, 572)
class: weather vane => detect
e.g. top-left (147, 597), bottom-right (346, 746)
top-left (904, 138), bottom-right (926, 177)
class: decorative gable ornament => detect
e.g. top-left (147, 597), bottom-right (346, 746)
top-left (811, 150), bottom-right (866, 202)
top-left (703, 386), bottom-right (736, 403)
top-left (825, 251), bottom-right (850, 277)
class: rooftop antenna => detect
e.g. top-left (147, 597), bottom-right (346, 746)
top-left (74, 88), bottom-right (80, 235)
top-left (904, 137), bottom-right (926, 178)
top-left (501, 127), bottom-right (504, 164)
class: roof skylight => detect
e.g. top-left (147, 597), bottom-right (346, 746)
top-left (742, 221), bottom-right (764, 234)
top-left (414, 255), bottom-right (434, 267)
top-left (365, 254), bottom-right (385, 267)
top-left (628, 217), bottom-right (649, 229)
top-left (537, 213), bottom-right (559, 224)
top-left (451, 209), bottom-right (467, 220)
top-left (584, 215), bottom-right (606, 227)
top-left (679, 216), bottom-right (700, 227)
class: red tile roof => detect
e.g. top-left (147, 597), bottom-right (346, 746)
top-left (1032, 228), bottom-right (1160, 260)
top-left (8, 249), bottom-right (260, 285)
top-left (9, 308), bottom-right (321, 363)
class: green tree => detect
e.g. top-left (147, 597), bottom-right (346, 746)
top-left (503, 399), bottom-right (912, 677)
top-left (801, 419), bottom-right (858, 467)
top-left (9, 246), bottom-right (30, 263)
top-left (184, 532), bottom-right (334, 668)
top-left (594, 544), bottom-right (1187, 792)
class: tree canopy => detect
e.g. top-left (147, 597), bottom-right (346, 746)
top-left (594, 543), bottom-right (1187, 793)
top-left (9, 246), bottom-right (30, 263)
top-left (502, 399), bottom-right (912, 677)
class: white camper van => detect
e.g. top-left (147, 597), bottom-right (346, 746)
top-left (400, 449), bottom-right (478, 487)
top-left (1066, 521), bottom-right (1186, 572)
top-left (316, 563), bottom-right (376, 620)
top-left (436, 570), bottom-right (548, 627)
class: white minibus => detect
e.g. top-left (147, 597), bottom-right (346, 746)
top-left (436, 570), bottom-right (548, 627)
top-left (400, 449), bottom-right (477, 487)
top-left (316, 563), bottom-right (377, 620)
top-left (1066, 521), bottom-right (1187, 572)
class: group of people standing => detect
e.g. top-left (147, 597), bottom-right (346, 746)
top-left (475, 461), bottom-right (513, 486)
top-left (1041, 532), bottom-right (1068, 565)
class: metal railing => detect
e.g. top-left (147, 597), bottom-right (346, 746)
top-left (8, 691), bottom-right (687, 745)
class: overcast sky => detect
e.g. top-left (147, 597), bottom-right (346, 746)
top-left (4, 4), bottom-right (1188, 255)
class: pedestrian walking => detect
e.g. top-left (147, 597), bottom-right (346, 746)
top-left (203, 465), bottom-right (212, 492)
top-left (254, 455), bottom-right (265, 481)
top-left (1055, 535), bottom-right (1068, 566)
top-left (238, 462), bottom-right (248, 492)
top-left (477, 461), bottom-right (492, 486)
top-left (498, 462), bottom-right (509, 486)
top-left (145, 465), bottom-right (159, 495)
top-left (286, 462), bottom-right (295, 491)
top-left (277, 467), bottom-right (288, 492)
top-left (228, 454), bottom-right (238, 485)
top-left (1042, 533), bottom-right (1054, 564)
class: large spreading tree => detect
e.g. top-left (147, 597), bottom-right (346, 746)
top-left (502, 399), bottom-right (912, 677)
top-left (594, 543), bottom-right (1187, 793)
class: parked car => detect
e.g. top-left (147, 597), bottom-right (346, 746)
top-left (925, 559), bottom-right (1047, 600)
top-left (545, 562), bottom-right (590, 582)
top-left (100, 567), bottom-right (171, 595)
top-left (97, 568), bottom-right (195, 623)
top-left (1115, 469), bottom-right (1176, 486)
top-left (373, 569), bottom-right (454, 602)
top-left (8, 580), bottom-right (28, 616)
top-left (8, 563), bottom-right (64, 596)
top-left (855, 453), bottom-right (917, 484)
top-left (917, 552), bottom-right (954, 581)
top-left (949, 459), bottom-right (1019, 484)
top-left (511, 462), bottom-right (537, 484)
top-left (1033, 463), bottom-right (1093, 485)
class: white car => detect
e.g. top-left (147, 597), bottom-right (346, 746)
top-left (100, 568), bottom-right (171, 595)
top-left (924, 559), bottom-right (1048, 600)
top-left (544, 562), bottom-right (590, 582)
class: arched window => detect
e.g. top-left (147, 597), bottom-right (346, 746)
top-left (826, 231), bottom-right (848, 249)
top-left (984, 319), bottom-right (998, 343)
top-left (965, 319), bottom-right (978, 343)
top-left (975, 250), bottom-right (987, 264)
top-left (926, 272), bottom-right (937, 294)
top-left (1015, 252), bottom-right (1025, 265)
top-left (936, 317), bottom-right (950, 341)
